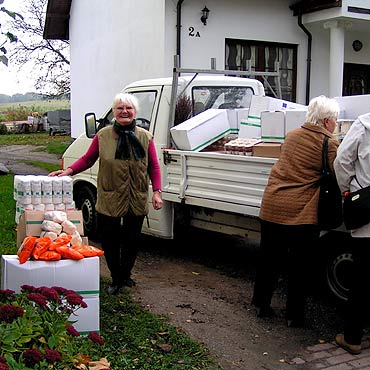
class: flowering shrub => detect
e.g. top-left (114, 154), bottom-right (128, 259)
top-left (0, 285), bottom-right (107, 369)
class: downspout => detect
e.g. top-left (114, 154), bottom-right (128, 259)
top-left (176, 0), bottom-right (185, 67)
top-left (297, 12), bottom-right (312, 105)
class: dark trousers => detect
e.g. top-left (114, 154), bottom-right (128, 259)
top-left (252, 220), bottom-right (319, 321)
top-left (97, 211), bottom-right (145, 286)
top-left (344, 237), bottom-right (370, 345)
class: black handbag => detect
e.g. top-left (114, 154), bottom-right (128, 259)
top-left (317, 136), bottom-right (343, 230)
top-left (343, 177), bottom-right (370, 230)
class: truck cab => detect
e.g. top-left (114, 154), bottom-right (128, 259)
top-left (62, 75), bottom-right (265, 239)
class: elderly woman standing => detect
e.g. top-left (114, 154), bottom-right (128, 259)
top-left (333, 112), bottom-right (370, 355)
top-left (49, 93), bottom-right (163, 295)
top-left (251, 95), bottom-right (340, 327)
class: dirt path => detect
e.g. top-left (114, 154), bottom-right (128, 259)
top-left (99, 235), bottom-right (345, 370)
top-left (0, 144), bottom-right (60, 175)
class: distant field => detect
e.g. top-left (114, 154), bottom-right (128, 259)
top-left (0, 100), bottom-right (70, 121)
top-left (0, 100), bottom-right (70, 114)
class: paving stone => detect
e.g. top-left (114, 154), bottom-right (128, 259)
top-left (321, 364), bottom-right (353, 370)
top-left (307, 343), bottom-right (337, 352)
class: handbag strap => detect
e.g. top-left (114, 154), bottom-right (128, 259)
top-left (322, 136), bottom-right (329, 173)
top-left (353, 176), bottom-right (364, 189)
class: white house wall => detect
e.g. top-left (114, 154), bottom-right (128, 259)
top-left (68, 0), bottom-right (370, 138)
top-left (173, 0), bottom-right (308, 104)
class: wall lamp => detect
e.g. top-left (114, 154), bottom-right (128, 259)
top-left (201, 6), bottom-right (210, 25)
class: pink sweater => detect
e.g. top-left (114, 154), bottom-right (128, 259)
top-left (69, 135), bottom-right (162, 191)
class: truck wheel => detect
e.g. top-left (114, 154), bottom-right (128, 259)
top-left (326, 247), bottom-right (353, 302)
top-left (321, 232), bottom-right (353, 302)
top-left (75, 186), bottom-right (98, 241)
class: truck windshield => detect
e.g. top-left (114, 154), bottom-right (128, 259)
top-left (191, 86), bottom-right (253, 115)
top-left (104, 90), bottom-right (157, 131)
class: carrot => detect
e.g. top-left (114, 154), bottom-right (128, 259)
top-left (18, 236), bottom-right (37, 264)
top-left (38, 251), bottom-right (62, 261)
top-left (71, 245), bottom-right (104, 257)
top-left (56, 245), bottom-right (84, 260)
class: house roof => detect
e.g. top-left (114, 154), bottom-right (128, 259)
top-left (43, 0), bottom-right (72, 40)
top-left (289, 0), bottom-right (341, 16)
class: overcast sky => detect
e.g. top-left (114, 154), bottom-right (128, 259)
top-left (0, 0), bottom-right (38, 96)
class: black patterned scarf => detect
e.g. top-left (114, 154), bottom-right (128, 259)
top-left (113, 120), bottom-right (145, 160)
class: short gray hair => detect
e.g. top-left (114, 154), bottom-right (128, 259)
top-left (305, 95), bottom-right (340, 127)
top-left (112, 93), bottom-right (139, 111)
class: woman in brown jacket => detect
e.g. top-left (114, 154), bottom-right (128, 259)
top-left (251, 95), bottom-right (340, 327)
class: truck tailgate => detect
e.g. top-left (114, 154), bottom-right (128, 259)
top-left (162, 149), bottom-right (276, 217)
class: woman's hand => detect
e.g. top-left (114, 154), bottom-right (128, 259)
top-left (152, 191), bottom-right (163, 210)
top-left (48, 168), bottom-right (73, 177)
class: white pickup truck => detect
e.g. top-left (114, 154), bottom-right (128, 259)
top-left (62, 73), bottom-right (351, 302)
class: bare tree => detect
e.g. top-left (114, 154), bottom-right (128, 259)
top-left (0, 0), bottom-right (23, 66)
top-left (6, 0), bottom-right (70, 97)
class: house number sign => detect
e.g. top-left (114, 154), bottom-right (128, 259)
top-left (188, 27), bottom-right (201, 38)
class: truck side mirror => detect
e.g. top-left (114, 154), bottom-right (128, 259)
top-left (85, 113), bottom-right (97, 138)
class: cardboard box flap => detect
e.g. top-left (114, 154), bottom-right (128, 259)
top-left (17, 210), bottom-right (84, 248)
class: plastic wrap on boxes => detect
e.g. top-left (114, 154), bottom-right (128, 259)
top-left (14, 175), bottom-right (74, 224)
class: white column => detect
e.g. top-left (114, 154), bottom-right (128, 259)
top-left (323, 20), bottom-right (352, 98)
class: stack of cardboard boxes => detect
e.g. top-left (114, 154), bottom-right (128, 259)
top-left (1, 176), bottom-right (100, 335)
top-left (170, 95), bottom-right (307, 158)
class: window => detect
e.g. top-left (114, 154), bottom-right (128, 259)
top-left (225, 39), bottom-right (297, 101)
top-left (192, 86), bottom-right (254, 113)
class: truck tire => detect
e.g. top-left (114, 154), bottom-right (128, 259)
top-left (322, 232), bottom-right (353, 302)
top-left (75, 186), bottom-right (98, 241)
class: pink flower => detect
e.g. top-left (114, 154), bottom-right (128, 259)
top-left (88, 332), bottom-right (105, 345)
top-left (66, 324), bottom-right (80, 337)
top-left (44, 349), bottom-right (62, 364)
top-left (65, 292), bottom-right (87, 308)
top-left (0, 364), bottom-right (9, 370)
top-left (0, 289), bottom-right (15, 299)
top-left (36, 287), bottom-right (61, 303)
top-left (20, 285), bottom-right (37, 293)
top-left (51, 286), bottom-right (69, 295)
top-left (26, 293), bottom-right (47, 307)
top-left (0, 304), bottom-right (24, 323)
top-left (23, 349), bottom-right (43, 368)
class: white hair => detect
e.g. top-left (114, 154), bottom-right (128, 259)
top-left (112, 93), bottom-right (139, 111)
top-left (305, 95), bottom-right (340, 127)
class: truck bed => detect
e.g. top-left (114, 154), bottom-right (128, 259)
top-left (162, 149), bottom-right (277, 217)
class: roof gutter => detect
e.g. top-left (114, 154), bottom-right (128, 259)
top-left (176, 0), bottom-right (185, 67)
top-left (297, 11), bottom-right (312, 105)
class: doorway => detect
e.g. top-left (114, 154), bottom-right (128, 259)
top-left (343, 63), bottom-right (370, 96)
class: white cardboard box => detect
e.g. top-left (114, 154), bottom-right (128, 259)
top-left (261, 111), bottom-right (285, 142)
top-left (238, 108), bottom-right (260, 138)
top-left (71, 296), bottom-right (99, 334)
top-left (334, 94), bottom-right (370, 120)
top-left (239, 96), bottom-right (306, 139)
top-left (1, 255), bottom-right (100, 334)
top-left (284, 109), bottom-right (307, 134)
top-left (248, 95), bottom-right (306, 120)
top-left (170, 109), bottom-right (230, 151)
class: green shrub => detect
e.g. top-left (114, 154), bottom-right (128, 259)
top-left (0, 124), bottom-right (7, 135)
